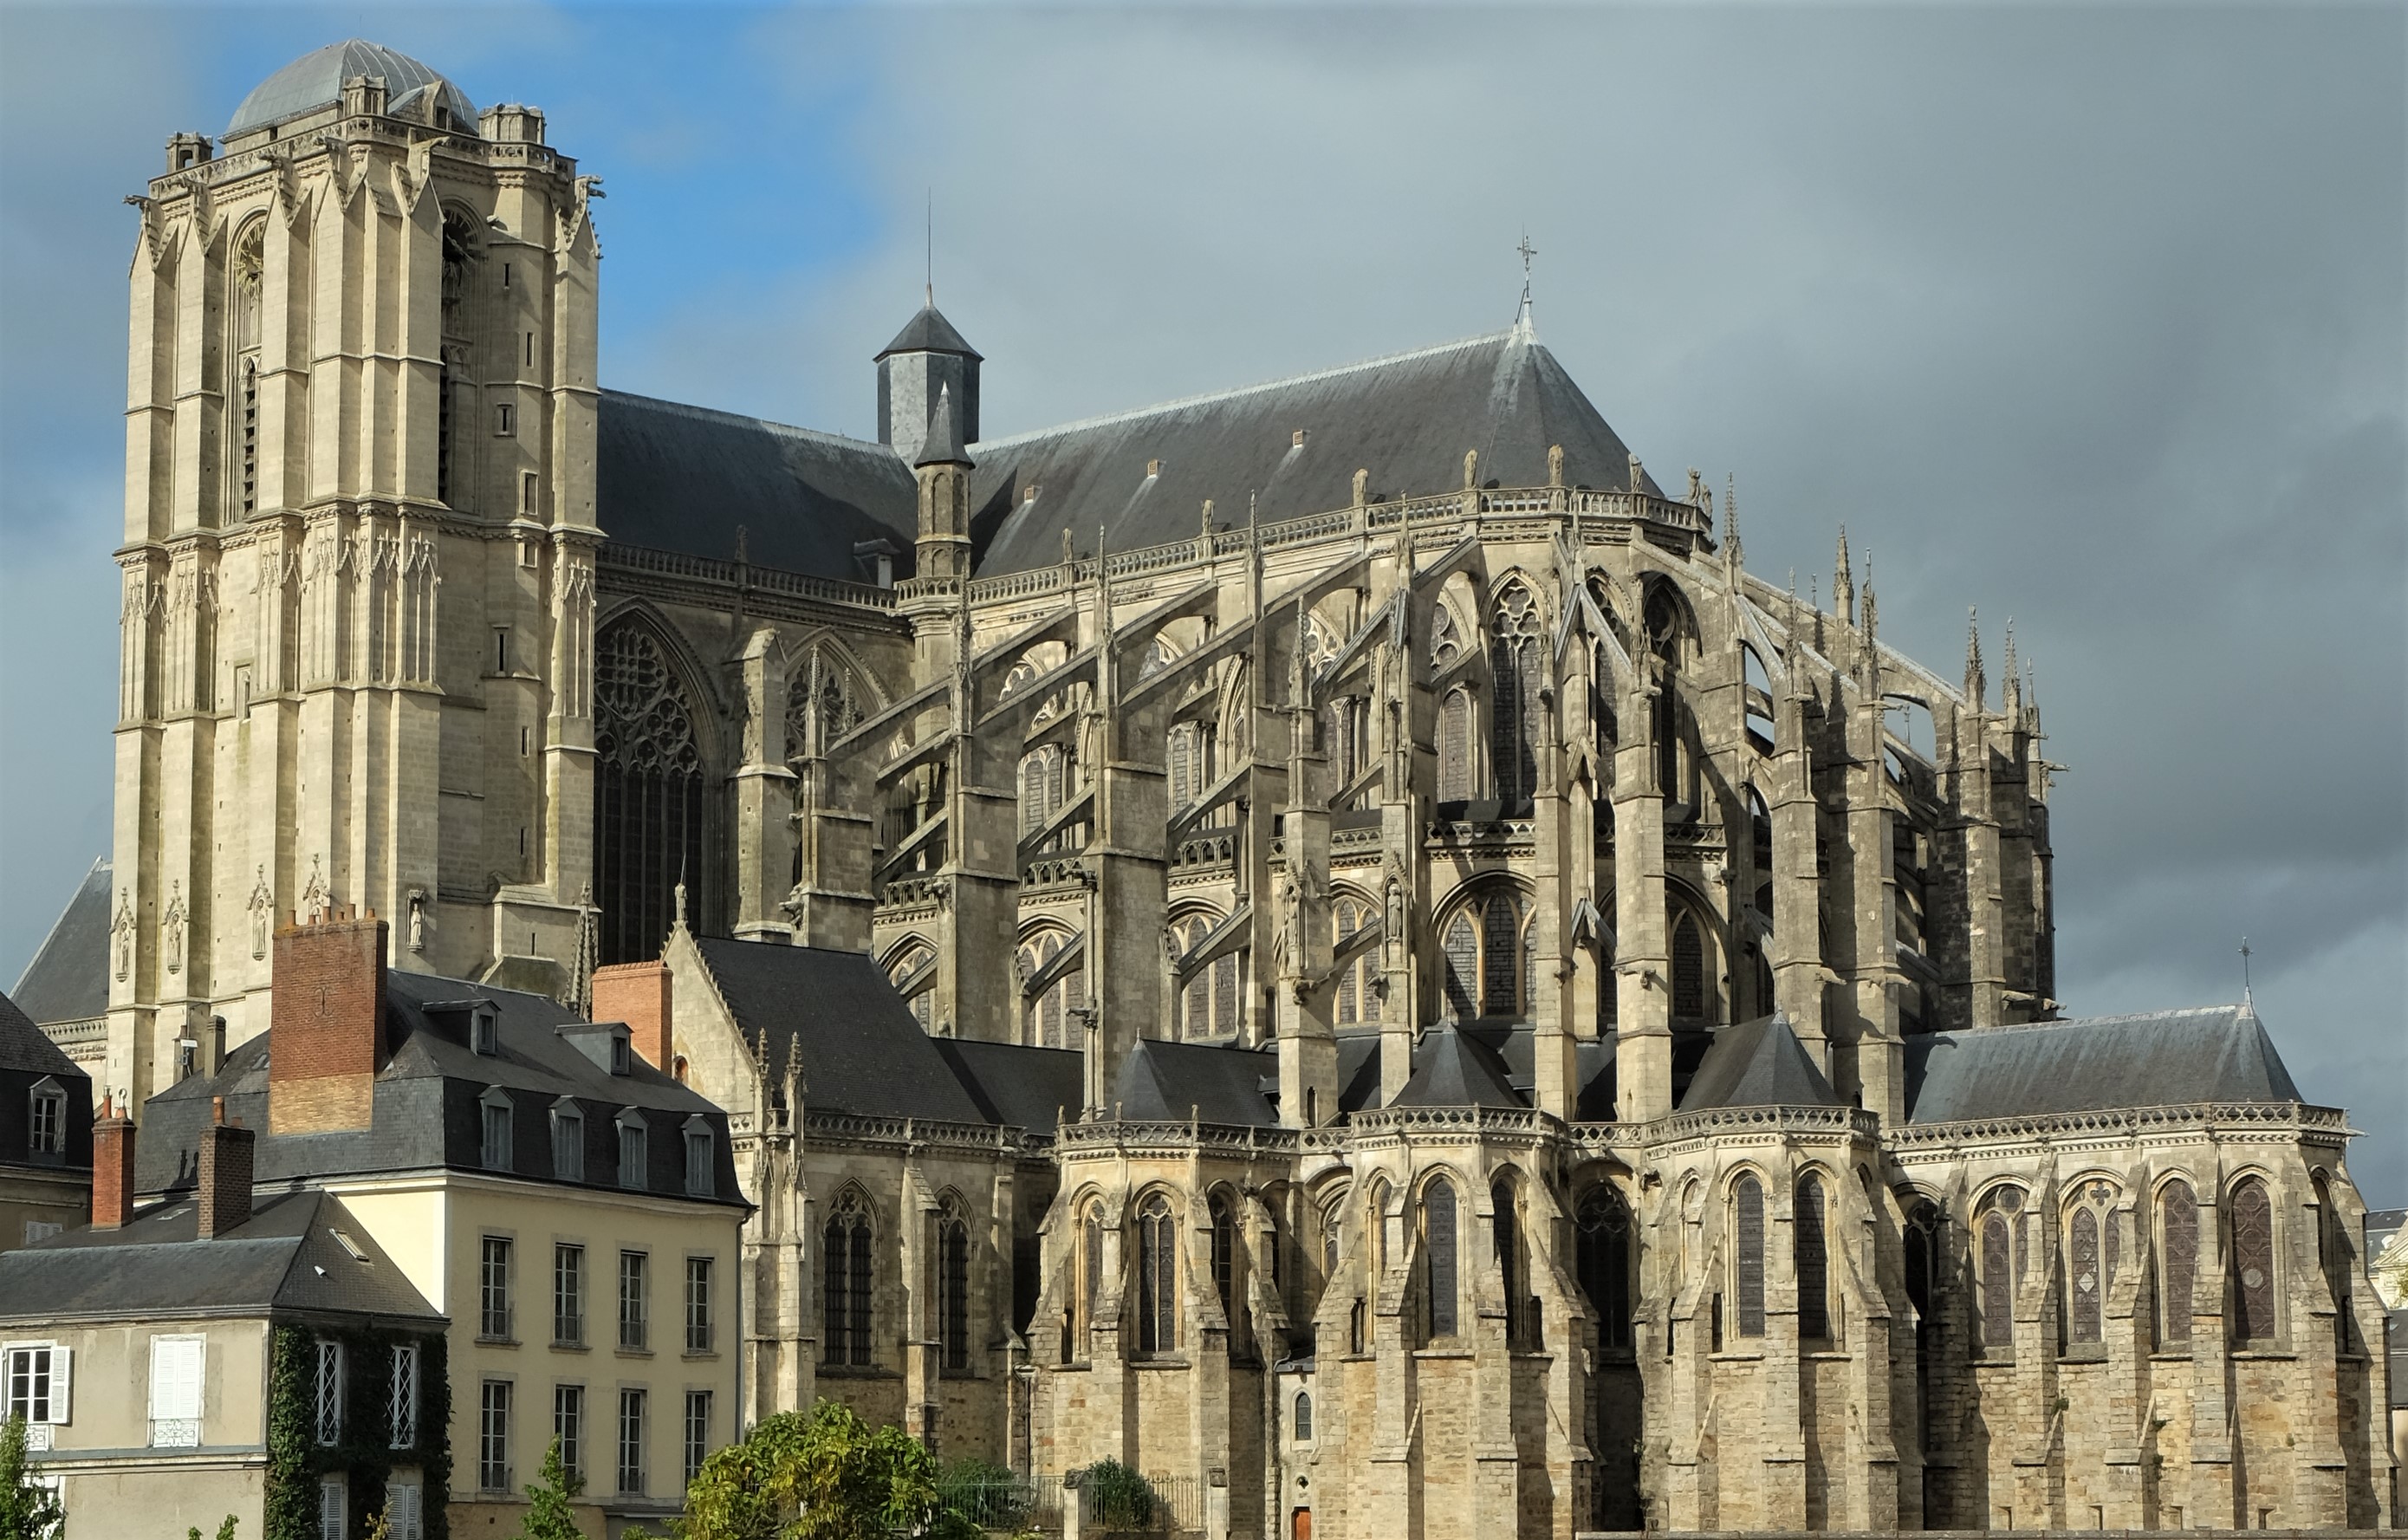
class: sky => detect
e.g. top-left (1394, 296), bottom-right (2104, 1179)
top-left (2, 3), bottom-right (2401, 1195)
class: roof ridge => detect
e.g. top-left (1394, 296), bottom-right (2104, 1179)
top-left (600, 389), bottom-right (897, 460)
top-left (970, 328), bottom-right (1526, 452)
top-left (1927, 1004), bottom-right (2242, 1040)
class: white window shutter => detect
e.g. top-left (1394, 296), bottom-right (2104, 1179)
top-left (321, 1477), bottom-right (346, 1540)
top-left (46, 1346), bottom-right (68, 1425)
top-left (150, 1337), bottom-right (203, 1421)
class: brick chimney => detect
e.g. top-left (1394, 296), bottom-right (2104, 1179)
top-left (592, 960), bottom-right (672, 1070)
top-left (92, 1094), bottom-right (135, 1230)
top-left (269, 908), bottom-right (389, 1136)
top-left (197, 1096), bottom-right (255, 1238)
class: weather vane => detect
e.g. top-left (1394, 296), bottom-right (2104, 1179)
top-left (2238, 936), bottom-right (2252, 994)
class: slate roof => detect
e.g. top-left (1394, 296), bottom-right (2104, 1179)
top-left (1680, 1013), bottom-right (1843, 1112)
top-left (1109, 1037), bottom-right (1279, 1126)
top-left (966, 324), bottom-right (1661, 575)
top-left (933, 1039), bottom-right (1083, 1135)
top-left (227, 41), bottom-right (477, 138)
top-left (594, 392), bottom-right (918, 582)
top-left (1392, 1025), bottom-right (1522, 1110)
top-left (1904, 1004), bottom-right (2305, 1124)
top-left (879, 304), bottom-right (982, 361)
top-left (689, 938), bottom-right (988, 1125)
top-left (11, 856), bottom-right (110, 1025)
top-left (0, 990), bottom-right (82, 1081)
top-left (139, 969), bottom-right (740, 1203)
top-left (0, 1188), bottom-right (439, 1325)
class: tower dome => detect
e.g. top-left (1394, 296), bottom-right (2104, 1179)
top-left (226, 40), bottom-right (479, 138)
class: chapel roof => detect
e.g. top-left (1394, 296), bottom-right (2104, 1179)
top-left (1902, 1003), bottom-right (2305, 1123)
top-left (11, 856), bottom-right (110, 1026)
top-left (227, 41), bottom-right (477, 138)
top-left (1679, 1013), bottom-right (1844, 1112)
top-left (964, 322), bottom-right (1661, 575)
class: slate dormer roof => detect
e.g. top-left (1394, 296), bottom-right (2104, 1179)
top-left (0, 1187), bottom-right (440, 1325)
top-left (1678, 1013), bottom-right (1843, 1112)
top-left (137, 969), bottom-right (741, 1205)
top-left (1903, 1003), bottom-right (2306, 1123)
top-left (966, 325), bottom-right (1662, 576)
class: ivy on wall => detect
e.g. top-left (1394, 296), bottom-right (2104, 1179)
top-left (264, 1325), bottom-right (451, 1540)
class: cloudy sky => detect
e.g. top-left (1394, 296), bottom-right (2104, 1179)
top-left (3, 4), bottom-right (2401, 1193)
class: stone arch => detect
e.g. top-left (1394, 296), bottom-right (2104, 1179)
top-left (1015, 918), bottom-right (1085, 1049)
top-left (822, 1181), bottom-right (879, 1367)
top-left (1487, 574), bottom-right (1548, 812)
top-left (1727, 1166), bottom-right (1769, 1339)
top-left (592, 607), bottom-right (720, 964)
top-left (1435, 876), bottom-right (1535, 1022)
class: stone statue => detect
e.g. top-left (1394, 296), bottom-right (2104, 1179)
top-left (112, 887), bottom-right (135, 982)
top-left (247, 866), bottom-right (273, 959)
top-left (161, 880), bottom-right (186, 974)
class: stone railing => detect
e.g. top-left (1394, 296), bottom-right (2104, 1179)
top-left (1347, 1104), bottom-right (1553, 1139)
top-left (805, 1109), bottom-right (1022, 1153)
top-left (1058, 1120), bottom-right (1303, 1157)
top-left (1646, 1104), bottom-right (1881, 1145)
top-left (876, 874), bottom-right (950, 912)
top-left (601, 542), bottom-right (899, 610)
top-left (1887, 1101), bottom-right (2350, 1150)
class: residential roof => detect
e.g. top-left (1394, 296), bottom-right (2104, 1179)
top-left (965, 324), bottom-right (1662, 575)
top-left (689, 938), bottom-right (989, 1125)
top-left (139, 968), bottom-right (739, 1203)
top-left (1109, 1037), bottom-right (1279, 1126)
top-left (594, 391), bottom-right (918, 582)
top-left (0, 1188), bottom-right (440, 1325)
top-left (0, 990), bottom-right (83, 1082)
top-left (11, 856), bottom-right (110, 1025)
top-left (1904, 1004), bottom-right (2306, 1124)
top-left (227, 41), bottom-right (477, 138)
top-left (1680, 1013), bottom-right (1843, 1112)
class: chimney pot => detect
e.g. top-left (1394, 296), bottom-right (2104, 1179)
top-left (92, 1102), bottom-right (137, 1230)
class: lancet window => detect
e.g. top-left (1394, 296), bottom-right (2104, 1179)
top-left (1795, 1172), bottom-right (1831, 1340)
top-left (2064, 1180), bottom-right (2119, 1346)
top-left (884, 940), bottom-right (936, 1030)
top-left (594, 622), bottom-right (706, 965)
top-left (1671, 909), bottom-right (1709, 1023)
top-left (2230, 1176), bottom-right (2277, 1343)
top-left (935, 1198), bottom-right (970, 1373)
top-left (785, 648), bottom-right (863, 761)
top-left (1440, 889), bottom-right (1526, 1020)
top-left (1438, 687), bottom-right (1476, 803)
top-left (1133, 1193), bottom-right (1178, 1355)
top-left (1333, 896), bottom-right (1379, 1024)
top-left (821, 1189), bottom-right (874, 1367)
top-left (1490, 581), bottom-right (1544, 812)
top-left (1421, 1178), bottom-right (1459, 1341)
top-left (1170, 913), bottom-right (1241, 1040)
top-left (1576, 1185), bottom-right (1634, 1350)
top-left (1976, 1186), bottom-right (2026, 1353)
top-left (1016, 928), bottom-right (1085, 1049)
top-left (2157, 1179), bottom-right (2197, 1345)
top-left (1731, 1173), bottom-right (1767, 1338)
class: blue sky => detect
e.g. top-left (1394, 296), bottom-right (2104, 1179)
top-left (3, 3), bottom-right (2402, 1193)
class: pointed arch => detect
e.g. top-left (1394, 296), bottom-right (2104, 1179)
top-left (594, 612), bottom-right (713, 964)
top-left (1489, 577), bottom-right (1545, 812)
top-left (1577, 1182), bottom-right (1635, 1350)
top-left (1421, 1174), bottom-right (1460, 1341)
top-left (2230, 1174), bottom-right (2278, 1343)
top-left (822, 1185), bottom-right (877, 1367)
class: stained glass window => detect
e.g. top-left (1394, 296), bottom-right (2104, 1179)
top-left (1577, 1186), bottom-right (1634, 1350)
top-left (1424, 1179), bottom-right (1459, 1339)
top-left (1439, 688), bottom-right (1474, 803)
top-left (823, 1191), bottom-right (873, 1367)
top-left (1490, 583), bottom-right (1543, 811)
top-left (1671, 913), bottom-right (1706, 1022)
top-left (1135, 1193), bottom-right (1178, 1355)
top-left (1980, 1211), bottom-right (2013, 1351)
top-left (1733, 1173), bottom-right (1766, 1338)
top-left (2158, 1180), bottom-right (2196, 1345)
top-left (936, 1203), bottom-right (970, 1372)
top-left (2230, 1178), bottom-right (2276, 1343)
top-left (1795, 1174), bottom-right (1830, 1340)
top-left (2068, 1207), bottom-right (2102, 1343)
top-left (594, 624), bottom-right (705, 965)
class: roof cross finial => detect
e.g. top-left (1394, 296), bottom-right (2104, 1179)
top-left (925, 186), bottom-right (934, 306)
top-left (2239, 937), bottom-right (2254, 1009)
top-left (1516, 229), bottom-right (1538, 332)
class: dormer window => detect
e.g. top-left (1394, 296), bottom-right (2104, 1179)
top-left (616, 1110), bottom-right (648, 1192)
top-left (551, 1100), bottom-right (585, 1183)
top-left (27, 1079), bottom-right (66, 1160)
top-left (479, 1087), bottom-right (515, 1173)
top-left (682, 1117), bottom-right (714, 1199)
top-left (611, 1034), bottom-right (630, 1077)
top-left (471, 1008), bottom-right (498, 1056)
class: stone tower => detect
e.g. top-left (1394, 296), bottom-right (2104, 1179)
top-left (107, 40), bottom-right (600, 1114)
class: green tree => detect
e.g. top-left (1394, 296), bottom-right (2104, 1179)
top-left (0, 1415), bottom-right (62, 1540)
top-left (671, 1400), bottom-right (976, 1540)
top-left (520, 1435), bottom-right (586, 1540)
top-left (184, 1519), bottom-right (238, 1540)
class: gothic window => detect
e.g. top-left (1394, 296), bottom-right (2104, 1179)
top-left (1169, 723), bottom-right (1196, 808)
top-left (1133, 1193), bottom-right (1178, 1355)
top-left (1016, 929), bottom-right (1085, 1049)
top-left (1731, 1173), bottom-right (1766, 1338)
top-left (1321, 696), bottom-right (1369, 789)
top-left (1577, 1186), bottom-right (1634, 1351)
top-left (1645, 585), bottom-right (1689, 799)
top-left (1440, 890), bottom-right (1524, 1020)
top-left (1490, 582), bottom-right (1543, 811)
top-left (1366, 1177), bottom-right (1392, 1279)
top-left (822, 1190), bottom-right (873, 1368)
top-left (1293, 1392), bottom-right (1313, 1442)
top-left (1438, 687), bottom-right (1475, 803)
top-left (884, 940), bottom-right (936, 1030)
top-left (1903, 1203), bottom-right (1937, 1327)
top-left (1431, 605), bottom-right (1463, 668)
top-left (594, 623), bottom-right (706, 965)
top-left (1795, 1173), bottom-right (1831, 1340)
top-left (1209, 1192), bottom-right (1246, 1354)
top-left (2230, 1176), bottom-right (2277, 1344)
top-left (1079, 1203), bottom-right (1103, 1362)
top-left (935, 1199), bottom-right (970, 1374)
top-left (1171, 914), bottom-right (1242, 1041)
top-left (1977, 1187), bottom-right (2025, 1353)
top-left (1671, 910), bottom-right (1708, 1022)
top-left (1333, 896), bottom-right (1379, 1024)
top-left (1301, 611), bottom-right (1340, 677)
top-left (2065, 1181), bottom-right (2118, 1346)
top-left (1492, 1178), bottom-right (1529, 1348)
top-left (2314, 1173), bottom-right (2353, 1352)
top-left (1019, 745), bottom-right (1070, 838)
top-left (785, 649), bottom-right (863, 762)
top-left (1140, 635), bottom-right (1176, 679)
top-left (2157, 1179), bottom-right (2196, 1345)
top-left (1422, 1178), bottom-right (1459, 1341)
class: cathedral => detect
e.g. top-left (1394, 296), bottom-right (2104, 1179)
top-left (80, 39), bottom-right (2394, 1537)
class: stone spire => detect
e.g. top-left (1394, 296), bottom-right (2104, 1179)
top-left (1834, 527), bottom-right (1855, 627)
top-left (1963, 608), bottom-right (1986, 711)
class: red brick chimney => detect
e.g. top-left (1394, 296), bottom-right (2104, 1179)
top-left (269, 907), bottom-right (388, 1136)
top-left (592, 959), bottom-right (672, 1070)
top-left (91, 1093), bottom-right (135, 1230)
top-left (196, 1096), bottom-right (255, 1239)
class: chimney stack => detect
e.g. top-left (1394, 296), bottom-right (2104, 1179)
top-left (592, 960), bottom-right (672, 1070)
top-left (269, 908), bottom-right (389, 1136)
top-left (197, 1096), bottom-right (255, 1239)
top-left (92, 1094), bottom-right (136, 1230)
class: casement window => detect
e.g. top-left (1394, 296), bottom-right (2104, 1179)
top-left (1133, 1192), bottom-right (1178, 1355)
top-left (1420, 1179), bottom-right (1458, 1341)
top-left (616, 1387), bottom-right (647, 1496)
top-left (6, 1342), bottom-right (70, 1433)
top-left (1730, 1173), bottom-right (1766, 1339)
top-left (388, 1342), bottom-right (419, 1447)
top-left (616, 1110), bottom-right (649, 1191)
top-left (1576, 1186), bottom-right (1635, 1351)
top-left (685, 1257), bottom-right (714, 1355)
top-left (555, 1244), bottom-right (587, 1345)
top-left (478, 1380), bottom-right (513, 1491)
top-left (683, 1117), bottom-right (715, 1199)
top-left (26, 1079), bottom-right (65, 1157)
top-left (145, 1335), bottom-right (199, 1447)
top-left (619, 1251), bottom-right (649, 1351)
top-left (481, 1236), bottom-right (515, 1340)
top-left (480, 1088), bottom-right (515, 1173)
top-left (471, 1007), bottom-right (498, 1056)
top-left (1795, 1173), bottom-right (1832, 1341)
top-left (823, 1191), bottom-right (873, 1367)
top-left (683, 1390), bottom-right (712, 1484)
top-left (314, 1339), bottom-right (345, 1445)
top-left (553, 1384), bottom-right (584, 1479)
top-left (551, 1101), bottom-right (585, 1182)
